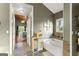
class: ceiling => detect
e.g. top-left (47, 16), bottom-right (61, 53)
top-left (12, 3), bottom-right (32, 16)
top-left (43, 3), bottom-right (63, 14)
top-left (12, 3), bottom-right (63, 15)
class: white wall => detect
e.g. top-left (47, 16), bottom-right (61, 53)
top-left (0, 4), bottom-right (9, 53)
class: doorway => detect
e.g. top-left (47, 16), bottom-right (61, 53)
top-left (10, 3), bottom-right (33, 56)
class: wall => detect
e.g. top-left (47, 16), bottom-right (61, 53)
top-left (29, 3), bottom-right (54, 35)
top-left (55, 11), bottom-right (63, 19)
top-left (63, 3), bottom-right (70, 56)
top-left (72, 4), bottom-right (79, 17)
top-left (0, 4), bottom-right (9, 53)
top-left (64, 3), bottom-right (70, 43)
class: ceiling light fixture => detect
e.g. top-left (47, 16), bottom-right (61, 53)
top-left (21, 20), bottom-right (25, 23)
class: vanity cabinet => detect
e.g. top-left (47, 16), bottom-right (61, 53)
top-left (37, 38), bottom-right (44, 51)
top-left (32, 38), bottom-right (43, 51)
top-left (43, 38), bottom-right (63, 56)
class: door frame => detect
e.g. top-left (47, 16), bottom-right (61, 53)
top-left (9, 3), bottom-right (34, 55)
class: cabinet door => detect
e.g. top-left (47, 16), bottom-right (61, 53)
top-left (38, 39), bottom-right (43, 51)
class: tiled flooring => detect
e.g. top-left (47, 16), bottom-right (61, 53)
top-left (13, 41), bottom-right (53, 56)
top-left (33, 51), bottom-right (53, 56)
top-left (13, 42), bottom-right (32, 56)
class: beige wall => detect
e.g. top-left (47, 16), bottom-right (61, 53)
top-left (0, 4), bottom-right (9, 53)
top-left (63, 3), bottom-right (70, 56)
top-left (64, 3), bottom-right (70, 43)
top-left (29, 4), bottom-right (54, 34)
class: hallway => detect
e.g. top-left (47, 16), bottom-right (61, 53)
top-left (13, 41), bottom-right (32, 56)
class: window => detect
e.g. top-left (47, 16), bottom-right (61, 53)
top-left (56, 18), bottom-right (64, 33)
top-left (18, 26), bottom-right (25, 32)
top-left (43, 20), bottom-right (53, 37)
top-left (18, 26), bottom-right (25, 37)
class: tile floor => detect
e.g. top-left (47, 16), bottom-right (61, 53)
top-left (13, 42), bottom-right (32, 56)
top-left (13, 41), bottom-right (53, 56)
